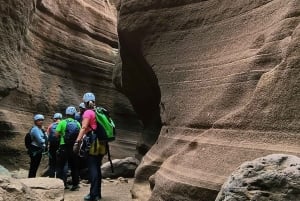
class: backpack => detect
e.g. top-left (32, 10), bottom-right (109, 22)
top-left (86, 133), bottom-right (107, 156)
top-left (93, 107), bottom-right (116, 142)
top-left (92, 107), bottom-right (116, 172)
top-left (24, 128), bottom-right (33, 149)
top-left (64, 119), bottom-right (80, 145)
top-left (48, 122), bottom-right (59, 143)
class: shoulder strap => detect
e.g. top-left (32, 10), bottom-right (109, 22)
top-left (29, 126), bottom-right (34, 137)
top-left (88, 110), bottom-right (97, 131)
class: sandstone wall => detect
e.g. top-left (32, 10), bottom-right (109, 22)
top-left (0, 0), bottom-right (140, 168)
top-left (118, 0), bottom-right (300, 200)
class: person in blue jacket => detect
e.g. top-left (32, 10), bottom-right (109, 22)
top-left (28, 114), bottom-right (47, 178)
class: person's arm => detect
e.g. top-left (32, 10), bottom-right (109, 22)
top-left (75, 117), bottom-right (90, 142)
top-left (73, 117), bottom-right (89, 154)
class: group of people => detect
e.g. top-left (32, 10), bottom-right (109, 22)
top-left (27, 92), bottom-right (104, 201)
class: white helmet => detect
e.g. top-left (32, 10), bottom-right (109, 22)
top-left (53, 113), bottom-right (63, 119)
top-left (83, 92), bottom-right (95, 102)
top-left (65, 106), bottom-right (77, 115)
top-left (79, 102), bottom-right (85, 109)
top-left (34, 114), bottom-right (44, 121)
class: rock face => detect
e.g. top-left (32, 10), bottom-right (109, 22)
top-left (118, 0), bottom-right (300, 200)
top-left (216, 154), bottom-right (300, 201)
top-left (0, 0), bottom-right (140, 168)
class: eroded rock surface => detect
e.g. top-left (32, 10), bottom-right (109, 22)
top-left (0, 0), bottom-right (140, 168)
top-left (118, 0), bottom-right (300, 200)
top-left (216, 154), bottom-right (300, 201)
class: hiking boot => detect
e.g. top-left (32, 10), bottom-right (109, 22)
top-left (70, 185), bottom-right (80, 191)
top-left (84, 194), bottom-right (101, 201)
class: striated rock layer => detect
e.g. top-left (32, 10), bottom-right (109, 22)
top-left (118, 0), bottom-right (300, 200)
top-left (0, 0), bottom-right (140, 168)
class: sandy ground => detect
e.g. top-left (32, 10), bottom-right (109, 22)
top-left (10, 168), bottom-right (134, 201)
top-left (64, 179), bottom-right (134, 201)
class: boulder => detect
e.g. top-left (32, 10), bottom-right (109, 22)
top-left (20, 177), bottom-right (64, 201)
top-left (216, 154), bottom-right (300, 201)
top-left (0, 176), bottom-right (63, 201)
top-left (102, 157), bottom-right (140, 179)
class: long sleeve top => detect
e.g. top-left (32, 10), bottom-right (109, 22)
top-left (30, 126), bottom-right (46, 148)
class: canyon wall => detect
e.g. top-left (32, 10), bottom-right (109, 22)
top-left (118, 0), bottom-right (300, 200)
top-left (0, 0), bottom-right (140, 168)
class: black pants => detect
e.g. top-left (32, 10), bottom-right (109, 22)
top-left (57, 144), bottom-right (80, 186)
top-left (48, 142), bottom-right (59, 177)
top-left (88, 154), bottom-right (103, 199)
top-left (28, 145), bottom-right (43, 178)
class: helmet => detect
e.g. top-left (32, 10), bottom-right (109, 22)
top-left (53, 113), bottom-right (63, 119)
top-left (83, 92), bottom-right (95, 102)
top-left (65, 106), bottom-right (77, 115)
top-left (79, 102), bottom-right (85, 109)
top-left (34, 114), bottom-right (44, 121)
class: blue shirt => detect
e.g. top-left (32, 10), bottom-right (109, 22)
top-left (30, 126), bottom-right (46, 148)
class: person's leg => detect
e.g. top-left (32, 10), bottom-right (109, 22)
top-left (56, 146), bottom-right (68, 187)
top-left (87, 155), bottom-right (102, 199)
top-left (48, 143), bottom-right (57, 177)
top-left (68, 147), bottom-right (80, 188)
top-left (28, 153), bottom-right (42, 178)
top-left (98, 155), bottom-right (103, 198)
top-left (28, 146), bottom-right (42, 178)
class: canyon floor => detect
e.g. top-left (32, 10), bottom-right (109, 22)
top-left (10, 168), bottom-right (134, 201)
top-left (64, 178), bottom-right (133, 201)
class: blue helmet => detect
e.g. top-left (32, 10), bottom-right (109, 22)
top-left (83, 92), bottom-right (95, 102)
top-left (53, 113), bottom-right (63, 119)
top-left (65, 106), bottom-right (77, 115)
top-left (34, 114), bottom-right (44, 121)
top-left (79, 102), bottom-right (85, 109)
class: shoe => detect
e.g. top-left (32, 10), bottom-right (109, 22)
top-left (84, 194), bottom-right (101, 201)
top-left (64, 185), bottom-right (70, 190)
top-left (94, 197), bottom-right (101, 201)
top-left (70, 185), bottom-right (80, 191)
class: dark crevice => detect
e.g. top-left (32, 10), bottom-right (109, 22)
top-left (118, 35), bottom-right (161, 127)
top-left (0, 121), bottom-right (15, 139)
top-left (118, 31), bottom-right (162, 155)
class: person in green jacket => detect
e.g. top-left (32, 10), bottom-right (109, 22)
top-left (56, 106), bottom-right (81, 190)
